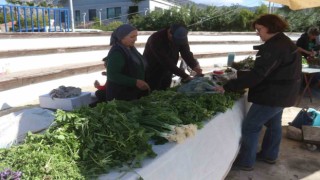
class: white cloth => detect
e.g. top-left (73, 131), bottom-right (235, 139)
top-left (0, 108), bottom-right (54, 148)
top-left (99, 98), bottom-right (247, 180)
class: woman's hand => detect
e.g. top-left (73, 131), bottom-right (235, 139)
top-left (213, 86), bottom-right (225, 94)
top-left (307, 50), bottom-right (316, 57)
top-left (181, 76), bottom-right (193, 83)
top-left (192, 65), bottom-right (203, 75)
top-left (136, 79), bottom-right (150, 91)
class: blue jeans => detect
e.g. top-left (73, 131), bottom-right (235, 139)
top-left (237, 103), bottom-right (284, 167)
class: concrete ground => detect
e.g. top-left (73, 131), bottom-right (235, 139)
top-left (1, 86), bottom-right (320, 180)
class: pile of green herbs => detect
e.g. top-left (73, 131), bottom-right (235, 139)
top-left (302, 56), bottom-right (308, 65)
top-left (231, 56), bottom-right (255, 70)
top-left (0, 90), bottom-right (242, 179)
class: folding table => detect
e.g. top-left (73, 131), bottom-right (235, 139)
top-left (297, 67), bottom-right (320, 105)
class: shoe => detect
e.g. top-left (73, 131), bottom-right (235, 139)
top-left (231, 164), bottom-right (254, 171)
top-left (256, 153), bottom-right (276, 164)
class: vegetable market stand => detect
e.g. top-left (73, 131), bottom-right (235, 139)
top-left (99, 97), bottom-right (250, 180)
top-left (297, 67), bottom-right (320, 105)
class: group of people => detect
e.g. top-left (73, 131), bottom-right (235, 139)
top-left (94, 14), bottom-right (304, 172)
top-left (94, 23), bottom-right (202, 102)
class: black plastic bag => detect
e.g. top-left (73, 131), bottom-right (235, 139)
top-left (289, 108), bottom-right (314, 129)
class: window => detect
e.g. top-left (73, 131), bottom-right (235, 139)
top-left (107, 7), bottom-right (121, 19)
top-left (128, 6), bottom-right (138, 20)
top-left (75, 10), bottom-right (80, 23)
top-left (60, 11), bottom-right (65, 23)
top-left (155, 7), bottom-right (163, 12)
top-left (88, 9), bottom-right (96, 21)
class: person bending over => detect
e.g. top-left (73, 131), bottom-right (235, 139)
top-left (143, 24), bottom-right (202, 91)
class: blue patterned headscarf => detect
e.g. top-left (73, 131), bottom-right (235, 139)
top-left (110, 24), bottom-right (137, 46)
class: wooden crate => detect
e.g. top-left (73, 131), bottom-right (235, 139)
top-left (302, 125), bottom-right (320, 145)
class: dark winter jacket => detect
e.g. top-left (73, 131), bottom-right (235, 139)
top-left (296, 32), bottom-right (316, 58)
top-left (106, 45), bottom-right (147, 101)
top-left (143, 28), bottom-right (199, 79)
top-left (224, 32), bottom-right (302, 107)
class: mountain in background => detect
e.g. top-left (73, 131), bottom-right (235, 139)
top-left (168, 0), bottom-right (208, 8)
top-left (169, 0), bottom-right (264, 10)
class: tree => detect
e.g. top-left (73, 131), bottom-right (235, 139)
top-left (276, 7), bottom-right (320, 32)
top-left (233, 9), bottom-right (254, 31)
top-left (255, 4), bottom-right (268, 16)
top-left (6, 0), bottom-right (67, 7)
top-left (5, 0), bottom-right (22, 5)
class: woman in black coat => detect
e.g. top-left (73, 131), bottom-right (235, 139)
top-left (215, 14), bottom-right (302, 171)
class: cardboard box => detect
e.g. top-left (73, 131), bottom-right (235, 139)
top-left (39, 92), bottom-right (92, 111)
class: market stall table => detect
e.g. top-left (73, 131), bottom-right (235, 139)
top-left (99, 97), bottom-right (249, 180)
top-left (297, 67), bottom-right (320, 105)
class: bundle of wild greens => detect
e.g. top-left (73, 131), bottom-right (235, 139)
top-left (136, 90), bottom-right (242, 132)
top-left (0, 89), bottom-right (243, 179)
top-left (231, 56), bottom-right (255, 71)
top-left (126, 91), bottom-right (198, 144)
top-left (0, 129), bottom-right (84, 179)
top-left (61, 101), bottom-right (156, 177)
top-left (0, 101), bottom-right (156, 179)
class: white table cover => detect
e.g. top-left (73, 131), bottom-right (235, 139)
top-left (0, 108), bottom-right (55, 148)
top-left (99, 97), bottom-right (248, 180)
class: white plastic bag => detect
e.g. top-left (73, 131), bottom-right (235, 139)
top-left (212, 68), bottom-right (237, 83)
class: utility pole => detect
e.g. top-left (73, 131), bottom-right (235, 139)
top-left (69, 0), bottom-right (75, 32)
top-left (99, 9), bottom-right (102, 26)
top-left (82, 13), bottom-right (86, 28)
top-left (268, 2), bottom-right (271, 13)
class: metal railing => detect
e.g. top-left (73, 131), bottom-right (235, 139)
top-left (0, 4), bottom-right (70, 32)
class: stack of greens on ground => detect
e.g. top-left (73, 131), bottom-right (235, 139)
top-left (0, 89), bottom-right (242, 179)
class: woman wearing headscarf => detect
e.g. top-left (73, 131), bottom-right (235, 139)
top-left (105, 24), bottom-right (150, 101)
